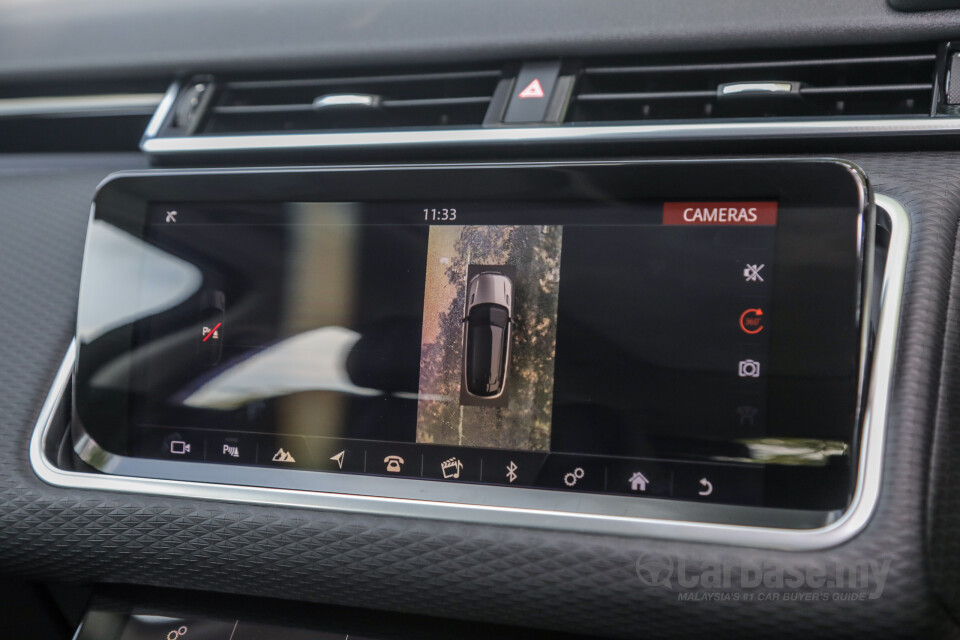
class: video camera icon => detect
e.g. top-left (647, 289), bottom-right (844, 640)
top-left (169, 440), bottom-right (191, 455)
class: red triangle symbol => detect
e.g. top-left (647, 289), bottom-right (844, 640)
top-left (518, 78), bottom-right (545, 99)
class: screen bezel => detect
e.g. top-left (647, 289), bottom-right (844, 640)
top-left (71, 159), bottom-right (872, 529)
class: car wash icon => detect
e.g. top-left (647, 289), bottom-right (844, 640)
top-left (441, 457), bottom-right (463, 479)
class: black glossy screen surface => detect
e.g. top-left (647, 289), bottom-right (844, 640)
top-left (74, 161), bottom-right (867, 511)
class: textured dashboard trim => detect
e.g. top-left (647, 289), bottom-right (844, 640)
top-left (29, 191), bottom-right (906, 552)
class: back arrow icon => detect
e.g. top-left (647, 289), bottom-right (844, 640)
top-left (698, 477), bottom-right (713, 496)
top-left (330, 451), bottom-right (345, 469)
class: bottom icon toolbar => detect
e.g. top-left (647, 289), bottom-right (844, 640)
top-left (141, 429), bottom-right (768, 506)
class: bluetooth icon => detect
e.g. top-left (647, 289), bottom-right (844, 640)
top-left (506, 461), bottom-right (518, 483)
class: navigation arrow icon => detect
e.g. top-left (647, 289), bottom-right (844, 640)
top-left (330, 450), bottom-right (345, 469)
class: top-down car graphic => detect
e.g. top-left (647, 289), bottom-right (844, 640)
top-left (462, 272), bottom-right (513, 398)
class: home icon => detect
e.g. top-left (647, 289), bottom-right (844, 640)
top-left (629, 471), bottom-right (650, 492)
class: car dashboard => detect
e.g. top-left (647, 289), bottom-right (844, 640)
top-left (2, 1), bottom-right (960, 639)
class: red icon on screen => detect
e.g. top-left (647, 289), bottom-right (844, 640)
top-left (739, 308), bottom-right (764, 334)
top-left (202, 322), bottom-right (221, 342)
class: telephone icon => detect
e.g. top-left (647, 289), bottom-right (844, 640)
top-left (384, 455), bottom-right (405, 473)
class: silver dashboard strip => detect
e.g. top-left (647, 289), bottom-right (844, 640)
top-left (28, 193), bottom-right (908, 551)
top-left (0, 93), bottom-right (164, 119)
top-left (142, 105), bottom-right (960, 154)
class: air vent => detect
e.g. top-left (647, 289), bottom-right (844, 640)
top-left (177, 68), bottom-right (505, 136)
top-left (567, 48), bottom-right (938, 123)
top-left (142, 47), bottom-right (960, 156)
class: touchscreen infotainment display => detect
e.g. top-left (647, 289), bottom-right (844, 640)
top-left (73, 162), bottom-right (868, 514)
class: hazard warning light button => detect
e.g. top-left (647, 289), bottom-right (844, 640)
top-left (503, 61), bottom-right (561, 124)
top-left (518, 78), bottom-right (545, 99)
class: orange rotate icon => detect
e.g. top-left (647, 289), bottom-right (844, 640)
top-left (739, 308), bottom-right (764, 334)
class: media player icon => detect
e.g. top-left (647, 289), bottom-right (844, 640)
top-left (441, 457), bottom-right (463, 479)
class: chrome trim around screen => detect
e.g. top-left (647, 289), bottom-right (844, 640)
top-left (28, 194), bottom-right (907, 551)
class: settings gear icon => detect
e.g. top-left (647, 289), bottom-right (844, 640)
top-left (563, 467), bottom-right (585, 487)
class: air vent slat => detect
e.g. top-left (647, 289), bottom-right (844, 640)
top-left (213, 104), bottom-right (314, 115)
top-left (224, 70), bottom-right (502, 91)
top-left (381, 96), bottom-right (492, 107)
top-left (578, 91), bottom-right (718, 102)
top-left (568, 47), bottom-right (938, 123)
top-left (212, 97), bottom-right (493, 115)
top-left (800, 83), bottom-right (933, 95)
top-left (194, 66), bottom-right (503, 135)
